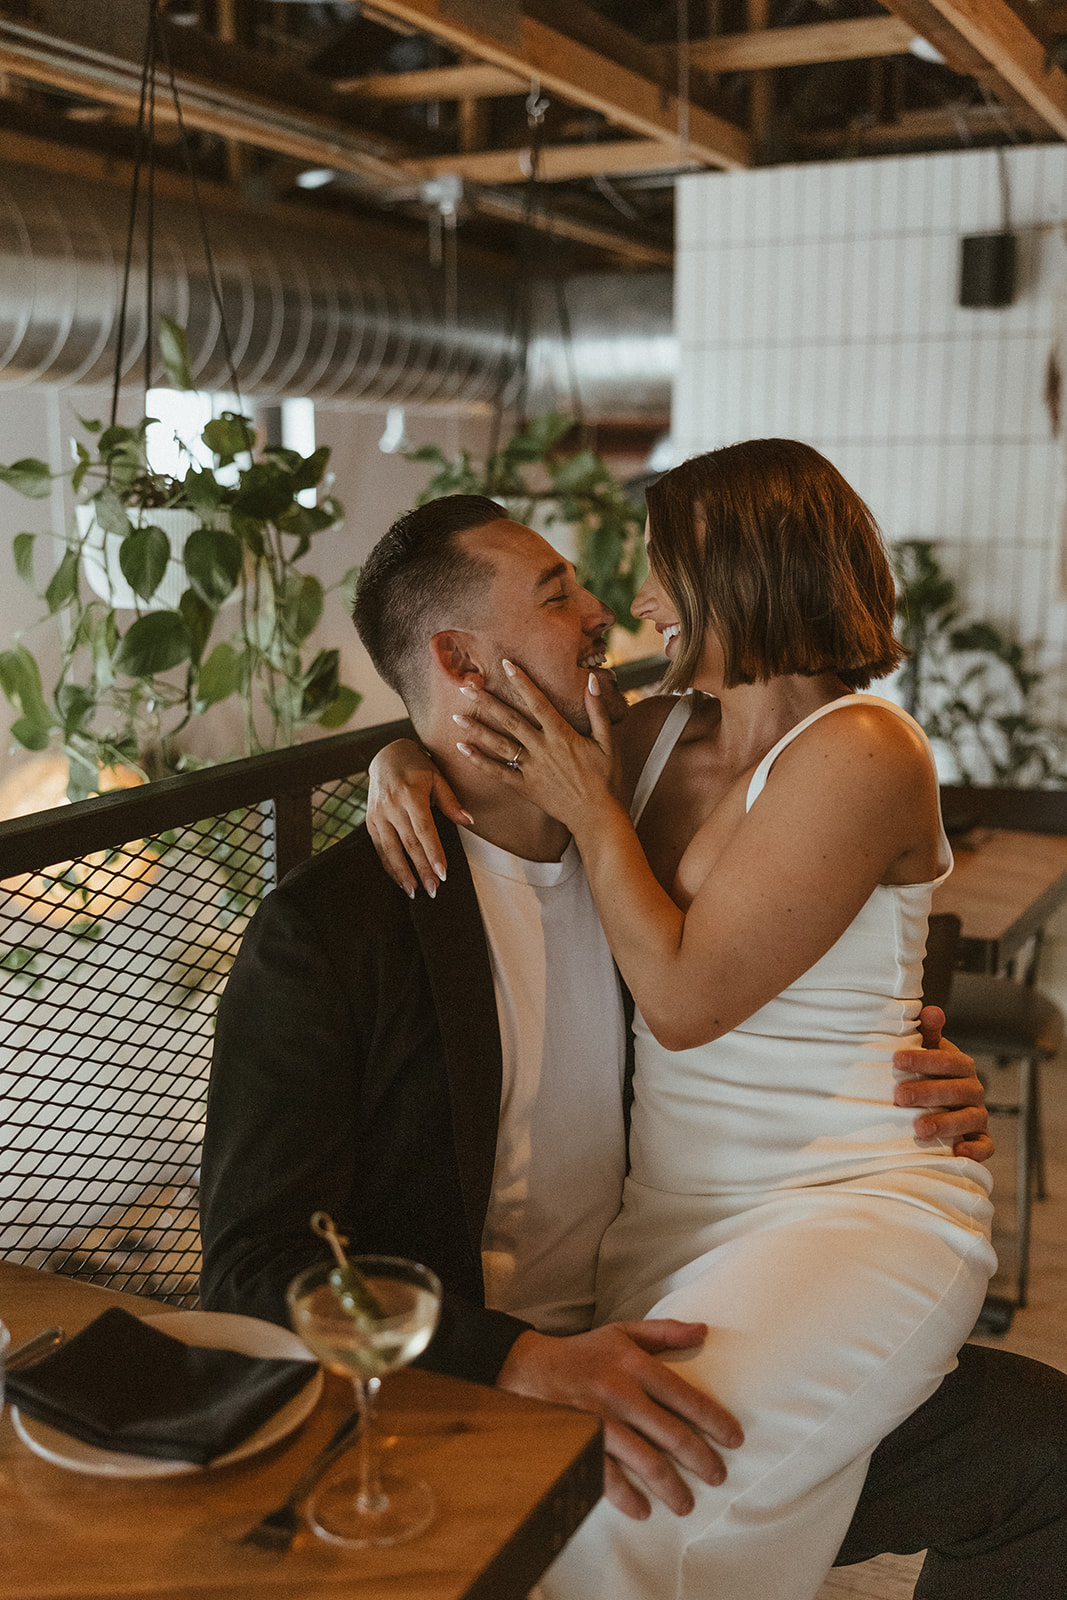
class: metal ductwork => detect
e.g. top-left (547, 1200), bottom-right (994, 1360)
top-left (0, 165), bottom-right (673, 420)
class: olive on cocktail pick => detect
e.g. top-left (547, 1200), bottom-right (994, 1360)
top-left (309, 1211), bottom-right (387, 1321)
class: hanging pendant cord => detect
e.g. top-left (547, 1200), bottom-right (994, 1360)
top-left (110, 0), bottom-right (248, 451)
top-left (110, 0), bottom-right (159, 430)
top-left (156, 15), bottom-right (250, 446)
top-left (552, 270), bottom-right (584, 440)
top-left (143, 0), bottom-right (159, 404)
top-left (488, 84), bottom-right (549, 461)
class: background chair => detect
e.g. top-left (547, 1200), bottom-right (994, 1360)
top-left (924, 911), bottom-right (1065, 1312)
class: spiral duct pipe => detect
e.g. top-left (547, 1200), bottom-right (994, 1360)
top-left (0, 164), bottom-right (673, 419)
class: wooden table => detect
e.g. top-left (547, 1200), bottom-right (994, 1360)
top-left (0, 1263), bottom-right (602, 1600)
top-left (932, 828), bottom-right (1067, 974)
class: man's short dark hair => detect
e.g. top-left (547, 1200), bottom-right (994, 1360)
top-left (353, 494), bottom-right (507, 713)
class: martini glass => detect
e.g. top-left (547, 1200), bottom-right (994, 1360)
top-left (287, 1256), bottom-right (442, 1547)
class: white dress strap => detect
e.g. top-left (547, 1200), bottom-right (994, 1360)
top-left (744, 693), bottom-right (953, 878)
top-left (630, 695), bottom-right (694, 826)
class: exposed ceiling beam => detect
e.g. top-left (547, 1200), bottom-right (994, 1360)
top-left (0, 127), bottom-right (513, 270)
top-left (405, 138), bottom-right (698, 184)
top-left (684, 16), bottom-right (918, 72)
top-left (883, 0), bottom-right (1067, 138)
top-left (801, 100), bottom-right (1047, 151)
top-left (525, 0), bottom-right (666, 82)
top-left (0, 18), bottom-right (407, 188)
top-left (0, 122), bottom-right (669, 269)
top-left (349, 0), bottom-right (751, 170)
top-left (333, 63), bottom-right (527, 99)
top-left (470, 188), bottom-right (672, 266)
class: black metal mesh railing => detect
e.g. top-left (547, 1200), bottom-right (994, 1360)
top-left (0, 658), bottom-right (664, 1306)
top-left (0, 722), bottom-right (407, 1306)
top-left (2, 809), bottom-right (269, 1305)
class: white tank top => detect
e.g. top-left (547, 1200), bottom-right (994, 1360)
top-left (626, 694), bottom-right (969, 1197)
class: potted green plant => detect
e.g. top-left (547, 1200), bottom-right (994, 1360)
top-left (893, 539), bottom-right (1067, 786)
top-left (407, 411), bottom-right (648, 634)
top-left (0, 343), bottom-right (361, 800)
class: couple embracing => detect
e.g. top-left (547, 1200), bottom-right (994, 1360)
top-left (201, 439), bottom-right (1067, 1599)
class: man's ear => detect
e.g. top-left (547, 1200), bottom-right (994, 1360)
top-left (429, 630), bottom-right (485, 688)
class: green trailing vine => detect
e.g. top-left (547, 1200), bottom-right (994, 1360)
top-left (1, 377), bottom-right (361, 801)
top-left (894, 539), bottom-right (1067, 786)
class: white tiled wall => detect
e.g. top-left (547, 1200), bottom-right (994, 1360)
top-left (674, 146), bottom-right (1067, 685)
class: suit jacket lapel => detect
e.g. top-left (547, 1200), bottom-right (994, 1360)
top-left (410, 819), bottom-right (502, 1264)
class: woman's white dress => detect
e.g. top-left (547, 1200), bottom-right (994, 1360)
top-left (540, 693), bottom-right (996, 1600)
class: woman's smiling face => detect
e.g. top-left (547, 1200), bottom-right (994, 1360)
top-left (631, 524), bottom-right (724, 694)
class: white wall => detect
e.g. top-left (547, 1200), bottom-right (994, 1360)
top-left (674, 145), bottom-right (1067, 684)
top-left (674, 145), bottom-right (1067, 1006)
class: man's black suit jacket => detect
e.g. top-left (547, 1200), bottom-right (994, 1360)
top-left (199, 818), bottom-right (534, 1383)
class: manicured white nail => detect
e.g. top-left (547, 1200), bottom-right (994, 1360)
top-left (588, 672), bottom-right (601, 695)
top-left (435, 863), bottom-right (447, 882)
top-left (452, 713), bottom-right (470, 727)
top-left (460, 684), bottom-right (477, 698)
top-left (502, 658), bottom-right (516, 677)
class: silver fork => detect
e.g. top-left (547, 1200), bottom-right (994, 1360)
top-left (239, 1407), bottom-right (363, 1551)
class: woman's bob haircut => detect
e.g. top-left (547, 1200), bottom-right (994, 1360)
top-left (645, 438), bottom-right (904, 694)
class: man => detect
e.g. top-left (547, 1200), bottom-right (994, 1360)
top-left (200, 495), bottom-right (1066, 1590)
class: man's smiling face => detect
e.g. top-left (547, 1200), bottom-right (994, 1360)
top-left (457, 519), bottom-right (614, 733)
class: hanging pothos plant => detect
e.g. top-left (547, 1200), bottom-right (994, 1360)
top-left (0, 325), bottom-right (361, 800)
top-left (894, 538), bottom-right (1067, 786)
top-left (406, 411), bottom-right (647, 631)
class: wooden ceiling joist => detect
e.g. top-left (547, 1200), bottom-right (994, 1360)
top-left (685, 16), bottom-right (918, 73)
top-left (883, 0), bottom-right (1067, 139)
top-left (0, 124), bottom-right (667, 269)
top-left (351, 0), bottom-right (752, 170)
top-left (802, 100), bottom-right (1045, 151)
top-left (333, 63), bottom-right (527, 99)
top-left (0, 28), bottom-right (406, 187)
top-left (472, 188), bottom-right (672, 266)
top-left (406, 138), bottom-right (697, 185)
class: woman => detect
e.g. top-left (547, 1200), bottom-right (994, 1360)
top-left (369, 440), bottom-right (995, 1599)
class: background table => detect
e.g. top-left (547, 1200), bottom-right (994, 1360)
top-left (931, 828), bottom-right (1067, 975)
top-left (0, 1262), bottom-right (602, 1600)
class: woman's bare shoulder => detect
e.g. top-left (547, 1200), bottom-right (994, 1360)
top-left (775, 698), bottom-right (934, 804)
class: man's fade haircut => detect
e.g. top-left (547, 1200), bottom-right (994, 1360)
top-left (352, 494), bottom-right (507, 712)
top-left (646, 438), bottom-right (904, 694)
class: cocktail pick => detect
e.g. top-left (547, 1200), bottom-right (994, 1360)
top-left (310, 1211), bottom-right (387, 1320)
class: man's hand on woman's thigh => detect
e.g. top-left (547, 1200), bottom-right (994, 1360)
top-left (496, 1322), bottom-right (743, 1520)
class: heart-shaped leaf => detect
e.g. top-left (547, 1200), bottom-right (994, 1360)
top-left (184, 526), bottom-right (243, 606)
top-left (0, 457), bottom-right (53, 498)
top-left (115, 611), bottom-right (192, 677)
top-left (119, 524), bottom-right (171, 601)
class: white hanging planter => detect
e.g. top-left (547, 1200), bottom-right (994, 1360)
top-left (75, 503), bottom-right (235, 612)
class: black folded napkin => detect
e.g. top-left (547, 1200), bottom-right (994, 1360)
top-left (6, 1307), bottom-right (316, 1465)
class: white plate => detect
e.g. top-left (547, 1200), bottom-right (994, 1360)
top-left (11, 1310), bottom-right (322, 1478)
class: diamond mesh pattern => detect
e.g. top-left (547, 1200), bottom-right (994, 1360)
top-left (0, 807), bottom-right (270, 1305)
top-left (311, 773), bottom-right (368, 851)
